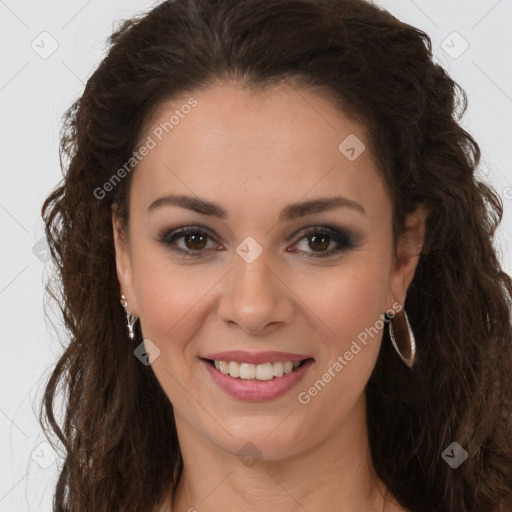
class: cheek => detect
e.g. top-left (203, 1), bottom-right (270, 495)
top-left (294, 256), bottom-right (389, 394)
top-left (131, 228), bottom-right (391, 350)
top-left (129, 245), bottom-right (209, 345)
top-left (293, 273), bottom-right (387, 430)
top-left (297, 258), bottom-right (389, 341)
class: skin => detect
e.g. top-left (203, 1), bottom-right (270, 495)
top-left (112, 82), bottom-right (426, 512)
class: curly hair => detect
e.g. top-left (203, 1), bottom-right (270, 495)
top-left (39, 0), bottom-right (512, 511)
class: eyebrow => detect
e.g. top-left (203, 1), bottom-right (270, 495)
top-left (147, 194), bottom-right (366, 221)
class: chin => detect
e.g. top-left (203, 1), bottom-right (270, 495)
top-left (211, 419), bottom-right (310, 463)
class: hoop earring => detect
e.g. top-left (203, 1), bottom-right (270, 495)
top-left (120, 294), bottom-right (138, 341)
top-left (388, 309), bottom-right (416, 368)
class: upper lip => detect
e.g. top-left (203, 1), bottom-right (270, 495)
top-left (202, 350), bottom-right (313, 365)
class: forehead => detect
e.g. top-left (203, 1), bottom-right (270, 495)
top-left (129, 83), bottom-right (388, 222)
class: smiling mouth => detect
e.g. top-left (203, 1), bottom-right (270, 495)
top-left (202, 357), bottom-right (314, 381)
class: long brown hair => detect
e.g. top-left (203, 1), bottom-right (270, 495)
top-left (40, 0), bottom-right (512, 510)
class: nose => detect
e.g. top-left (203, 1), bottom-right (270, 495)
top-left (216, 244), bottom-right (294, 336)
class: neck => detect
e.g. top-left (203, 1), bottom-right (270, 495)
top-left (168, 395), bottom-right (400, 512)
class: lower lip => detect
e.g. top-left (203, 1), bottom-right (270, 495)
top-left (201, 358), bottom-right (314, 401)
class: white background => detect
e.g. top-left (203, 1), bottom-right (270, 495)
top-left (1, 1), bottom-right (511, 510)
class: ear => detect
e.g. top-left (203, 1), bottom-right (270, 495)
top-left (111, 204), bottom-right (139, 317)
top-left (387, 204), bottom-right (428, 309)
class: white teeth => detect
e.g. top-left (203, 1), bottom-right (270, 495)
top-left (219, 361), bottom-right (229, 375)
top-left (256, 363), bottom-right (274, 381)
top-left (211, 359), bottom-right (306, 380)
top-left (273, 361), bottom-right (284, 377)
top-left (239, 363), bottom-right (256, 379)
top-left (228, 361), bottom-right (240, 378)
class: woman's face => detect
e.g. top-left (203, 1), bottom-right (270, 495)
top-left (113, 82), bottom-right (424, 461)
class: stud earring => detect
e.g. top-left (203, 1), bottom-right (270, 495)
top-left (120, 294), bottom-right (138, 341)
top-left (388, 308), bottom-right (416, 368)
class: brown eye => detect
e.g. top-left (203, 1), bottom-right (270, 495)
top-left (158, 226), bottom-right (219, 257)
top-left (287, 226), bottom-right (355, 258)
top-left (158, 224), bottom-right (356, 259)
top-left (182, 232), bottom-right (208, 251)
top-left (308, 233), bottom-right (331, 252)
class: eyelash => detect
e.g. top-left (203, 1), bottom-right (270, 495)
top-left (157, 224), bottom-right (356, 259)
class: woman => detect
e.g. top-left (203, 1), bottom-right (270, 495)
top-left (39, 0), bottom-right (512, 511)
